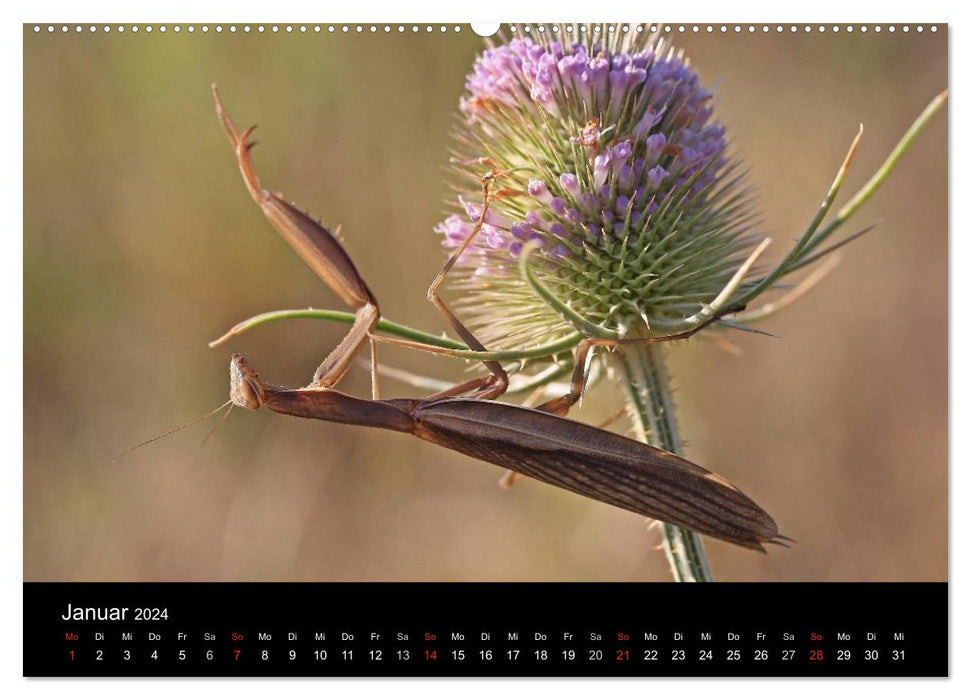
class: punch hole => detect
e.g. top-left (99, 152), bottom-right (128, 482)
top-left (471, 23), bottom-right (500, 37)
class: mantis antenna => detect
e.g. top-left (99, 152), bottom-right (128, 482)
top-left (114, 399), bottom-right (233, 462)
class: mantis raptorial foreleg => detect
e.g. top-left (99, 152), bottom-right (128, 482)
top-left (215, 87), bottom-right (520, 401)
top-left (213, 85), bottom-right (381, 395)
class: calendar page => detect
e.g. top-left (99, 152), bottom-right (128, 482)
top-left (22, 20), bottom-right (948, 678)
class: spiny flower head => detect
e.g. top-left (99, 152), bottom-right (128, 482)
top-left (436, 26), bottom-right (758, 349)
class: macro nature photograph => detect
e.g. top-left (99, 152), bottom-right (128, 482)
top-left (24, 23), bottom-right (947, 584)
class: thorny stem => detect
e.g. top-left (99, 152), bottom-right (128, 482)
top-left (618, 343), bottom-right (714, 583)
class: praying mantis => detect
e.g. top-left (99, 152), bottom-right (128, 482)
top-left (210, 85), bottom-right (787, 553)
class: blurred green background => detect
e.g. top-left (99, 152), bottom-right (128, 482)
top-left (24, 25), bottom-right (947, 582)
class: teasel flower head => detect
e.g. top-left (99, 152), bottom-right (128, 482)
top-left (436, 25), bottom-right (761, 349)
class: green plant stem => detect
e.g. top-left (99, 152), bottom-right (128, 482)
top-left (210, 309), bottom-right (468, 350)
top-left (618, 343), bottom-right (714, 583)
top-left (209, 308), bottom-right (582, 362)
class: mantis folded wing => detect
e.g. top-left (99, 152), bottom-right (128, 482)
top-left (230, 354), bottom-right (785, 552)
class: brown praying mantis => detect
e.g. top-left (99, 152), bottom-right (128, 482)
top-left (211, 85), bottom-right (787, 553)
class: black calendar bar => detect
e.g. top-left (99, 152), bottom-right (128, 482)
top-left (24, 582), bottom-right (947, 677)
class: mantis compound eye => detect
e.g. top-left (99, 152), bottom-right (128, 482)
top-left (229, 354), bottom-right (264, 410)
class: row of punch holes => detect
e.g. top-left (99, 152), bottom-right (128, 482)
top-left (32, 24), bottom-right (939, 35)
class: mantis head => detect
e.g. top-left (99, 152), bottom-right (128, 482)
top-left (229, 354), bottom-right (265, 410)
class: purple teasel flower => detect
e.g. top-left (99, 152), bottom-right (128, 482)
top-left (436, 26), bottom-right (756, 349)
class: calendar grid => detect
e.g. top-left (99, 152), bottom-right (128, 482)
top-left (25, 582), bottom-right (947, 677)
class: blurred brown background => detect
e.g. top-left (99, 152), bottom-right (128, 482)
top-left (24, 25), bottom-right (947, 582)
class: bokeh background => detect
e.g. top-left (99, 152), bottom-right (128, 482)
top-left (24, 24), bottom-right (947, 582)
